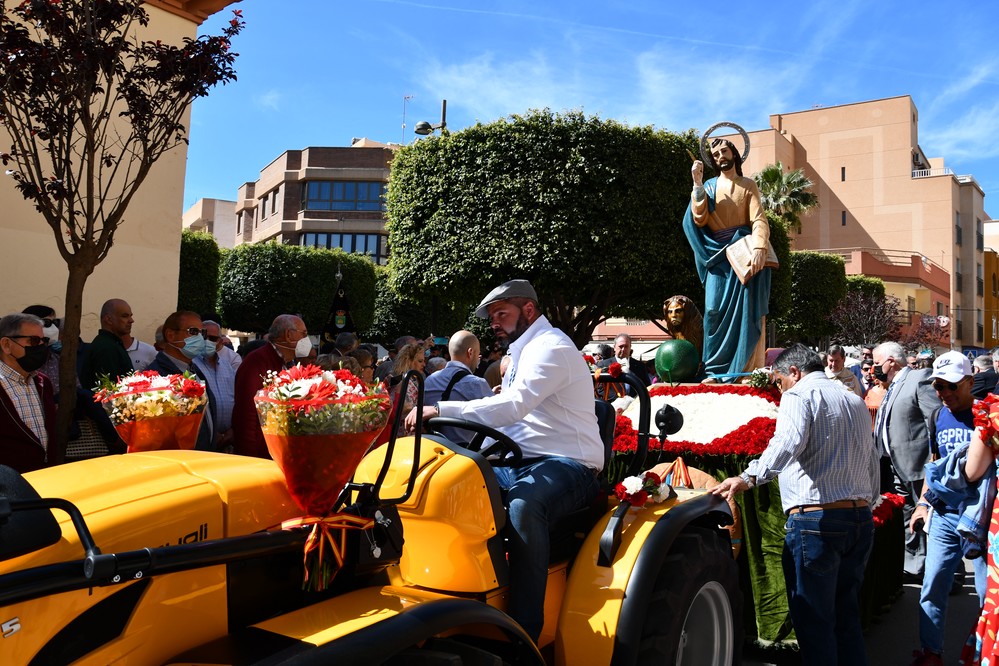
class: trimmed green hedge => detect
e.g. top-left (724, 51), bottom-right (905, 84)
top-left (178, 230), bottom-right (221, 316)
top-left (218, 242), bottom-right (377, 335)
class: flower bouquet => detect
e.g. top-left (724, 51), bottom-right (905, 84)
top-left (94, 370), bottom-right (207, 453)
top-left (614, 470), bottom-right (673, 507)
top-left (254, 364), bottom-right (390, 589)
top-left (973, 393), bottom-right (999, 452)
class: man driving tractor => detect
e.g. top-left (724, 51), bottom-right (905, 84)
top-left (406, 279), bottom-right (603, 642)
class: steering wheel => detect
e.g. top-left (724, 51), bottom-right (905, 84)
top-left (426, 417), bottom-right (523, 467)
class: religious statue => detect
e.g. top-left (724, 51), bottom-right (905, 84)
top-left (681, 123), bottom-right (773, 380)
top-left (663, 295), bottom-right (704, 361)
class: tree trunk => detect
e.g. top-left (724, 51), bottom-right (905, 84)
top-left (51, 260), bottom-right (93, 465)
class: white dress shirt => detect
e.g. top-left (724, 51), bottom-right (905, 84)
top-left (437, 315), bottom-right (604, 470)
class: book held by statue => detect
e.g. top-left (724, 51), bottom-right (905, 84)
top-left (725, 236), bottom-right (779, 285)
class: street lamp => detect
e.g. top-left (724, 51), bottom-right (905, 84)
top-left (414, 99), bottom-right (447, 136)
top-left (414, 99), bottom-right (447, 338)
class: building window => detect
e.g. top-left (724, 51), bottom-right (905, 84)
top-left (841, 211), bottom-right (846, 226)
top-left (271, 189), bottom-right (280, 218)
top-left (236, 212), bottom-right (242, 235)
top-left (302, 181), bottom-right (387, 211)
top-left (978, 310), bottom-right (984, 343)
top-left (937, 302), bottom-right (943, 317)
top-left (299, 232), bottom-right (388, 265)
top-left (956, 211), bottom-right (962, 245)
top-left (977, 217), bottom-right (984, 250)
top-left (978, 263), bottom-right (985, 297)
top-left (841, 166), bottom-right (846, 181)
top-left (956, 258), bottom-right (962, 292)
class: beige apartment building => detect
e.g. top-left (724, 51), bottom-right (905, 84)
top-left (0, 0), bottom-right (238, 343)
top-left (596, 95), bottom-right (993, 352)
top-left (183, 198), bottom-right (239, 249)
top-left (234, 139), bottom-right (397, 264)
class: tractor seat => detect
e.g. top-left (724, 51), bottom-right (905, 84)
top-left (546, 400), bottom-right (616, 562)
top-left (0, 465), bottom-right (62, 562)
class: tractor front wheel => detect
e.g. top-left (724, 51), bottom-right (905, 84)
top-left (637, 526), bottom-right (742, 666)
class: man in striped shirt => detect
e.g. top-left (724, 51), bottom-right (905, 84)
top-left (0, 313), bottom-right (55, 472)
top-left (713, 343), bottom-right (879, 666)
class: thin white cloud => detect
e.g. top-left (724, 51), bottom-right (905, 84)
top-left (255, 89), bottom-right (282, 111)
top-left (922, 100), bottom-right (999, 161)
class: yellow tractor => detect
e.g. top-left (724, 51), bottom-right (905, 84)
top-left (0, 373), bottom-right (741, 665)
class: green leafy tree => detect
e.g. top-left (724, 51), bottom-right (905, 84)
top-left (363, 265), bottom-right (468, 344)
top-left (386, 109), bottom-right (701, 347)
top-left (0, 0), bottom-right (243, 461)
top-left (774, 251), bottom-right (848, 343)
top-left (845, 274), bottom-right (887, 301)
top-left (218, 243), bottom-right (377, 335)
top-left (753, 162), bottom-right (819, 234)
top-left (178, 230), bottom-right (221, 315)
top-left (765, 213), bottom-right (792, 321)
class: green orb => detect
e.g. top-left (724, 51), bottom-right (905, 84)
top-left (655, 339), bottom-right (699, 383)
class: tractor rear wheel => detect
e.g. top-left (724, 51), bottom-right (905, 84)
top-left (637, 526), bottom-right (742, 665)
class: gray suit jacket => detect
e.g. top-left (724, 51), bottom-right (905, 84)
top-left (878, 367), bottom-right (941, 483)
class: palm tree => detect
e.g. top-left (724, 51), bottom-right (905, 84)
top-left (753, 162), bottom-right (819, 234)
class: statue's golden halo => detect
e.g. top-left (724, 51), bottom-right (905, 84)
top-left (699, 121), bottom-right (751, 165)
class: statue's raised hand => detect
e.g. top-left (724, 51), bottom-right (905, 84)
top-left (691, 160), bottom-right (704, 187)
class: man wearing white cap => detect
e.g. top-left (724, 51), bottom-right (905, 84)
top-left (908, 351), bottom-right (986, 666)
top-left (405, 279), bottom-right (603, 642)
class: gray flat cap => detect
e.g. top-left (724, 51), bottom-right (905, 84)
top-left (474, 279), bottom-right (538, 318)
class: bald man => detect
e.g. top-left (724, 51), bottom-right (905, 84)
top-left (81, 298), bottom-right (134, 390)
top-left (422, 330), bottom-right (493, 444)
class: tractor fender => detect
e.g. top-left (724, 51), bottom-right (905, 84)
top-left (611, 492), bottom-right (733, 666)
top-left (557, 490), bottom-right (733, 666)
top-left (274, 596), bottom-right (544, 665)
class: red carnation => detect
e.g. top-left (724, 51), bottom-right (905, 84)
top-left (608, 362), bottom-right (622, 378)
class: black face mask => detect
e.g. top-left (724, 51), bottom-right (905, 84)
top-left (15, 344), bottom-right (49, 373)
top-left (872, 365), bottom-right (888, 382)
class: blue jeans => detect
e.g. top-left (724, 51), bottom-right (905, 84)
top-left (783, 506), bottom-right (874, 666)
top-left (493, 456), bottom-right (599, 641)
top-left (919, 510), bottom-right (987, 654)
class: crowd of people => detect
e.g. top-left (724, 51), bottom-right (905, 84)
top-left (6, 291), bottom-right (999, 662)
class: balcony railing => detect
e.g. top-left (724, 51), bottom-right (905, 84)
top-left (822, 247), bottom-right (944, 272)
top-left (912, 168), bottom-right (954, 178)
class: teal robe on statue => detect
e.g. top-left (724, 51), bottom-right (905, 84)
top-left (682, 177), bottom-right (771, 380)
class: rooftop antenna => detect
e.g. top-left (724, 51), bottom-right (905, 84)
top-left (402, 94), bottom-right (414, 143)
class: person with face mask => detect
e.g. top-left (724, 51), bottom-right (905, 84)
top-left (232, 314), bottom-right (309, 459)
top-left (21, 305), bottom-right (62, 398)
top-left (193, 320), bottom-right (238, 452)
top-left (872, 341), bottom-right (942, 585)
top-left (145, 311), bottom-right (217, 451)
top-left (0, 312), bottom-right (56, 472)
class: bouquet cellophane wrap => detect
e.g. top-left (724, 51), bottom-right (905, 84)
top-left (261, 429), bottom-right (384, 516)
top-left (114, 411), bottom-right (204, 453)
top-left (254, 389), bottom-right (390, 516)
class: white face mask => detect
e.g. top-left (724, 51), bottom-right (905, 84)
top-left (42, 324), bottom-right (59, 342)
top-left (294, 335), bottom-right (313, 359)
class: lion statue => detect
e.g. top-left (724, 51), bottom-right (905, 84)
top-left (663, 295), bottom-right (704, 360)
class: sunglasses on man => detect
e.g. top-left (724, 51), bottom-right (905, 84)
top-left (5, 335), bottom-right (49, 347)
top-left (175, 327), bottom-right (208, 338)
top-left (931, 378), bottom-right (966, 392)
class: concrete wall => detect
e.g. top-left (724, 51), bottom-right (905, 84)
top-left (0, 6), bottom-right (214, 344)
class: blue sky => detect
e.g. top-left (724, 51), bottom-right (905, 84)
top-left (184, 0), bottom-right (999, 213)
